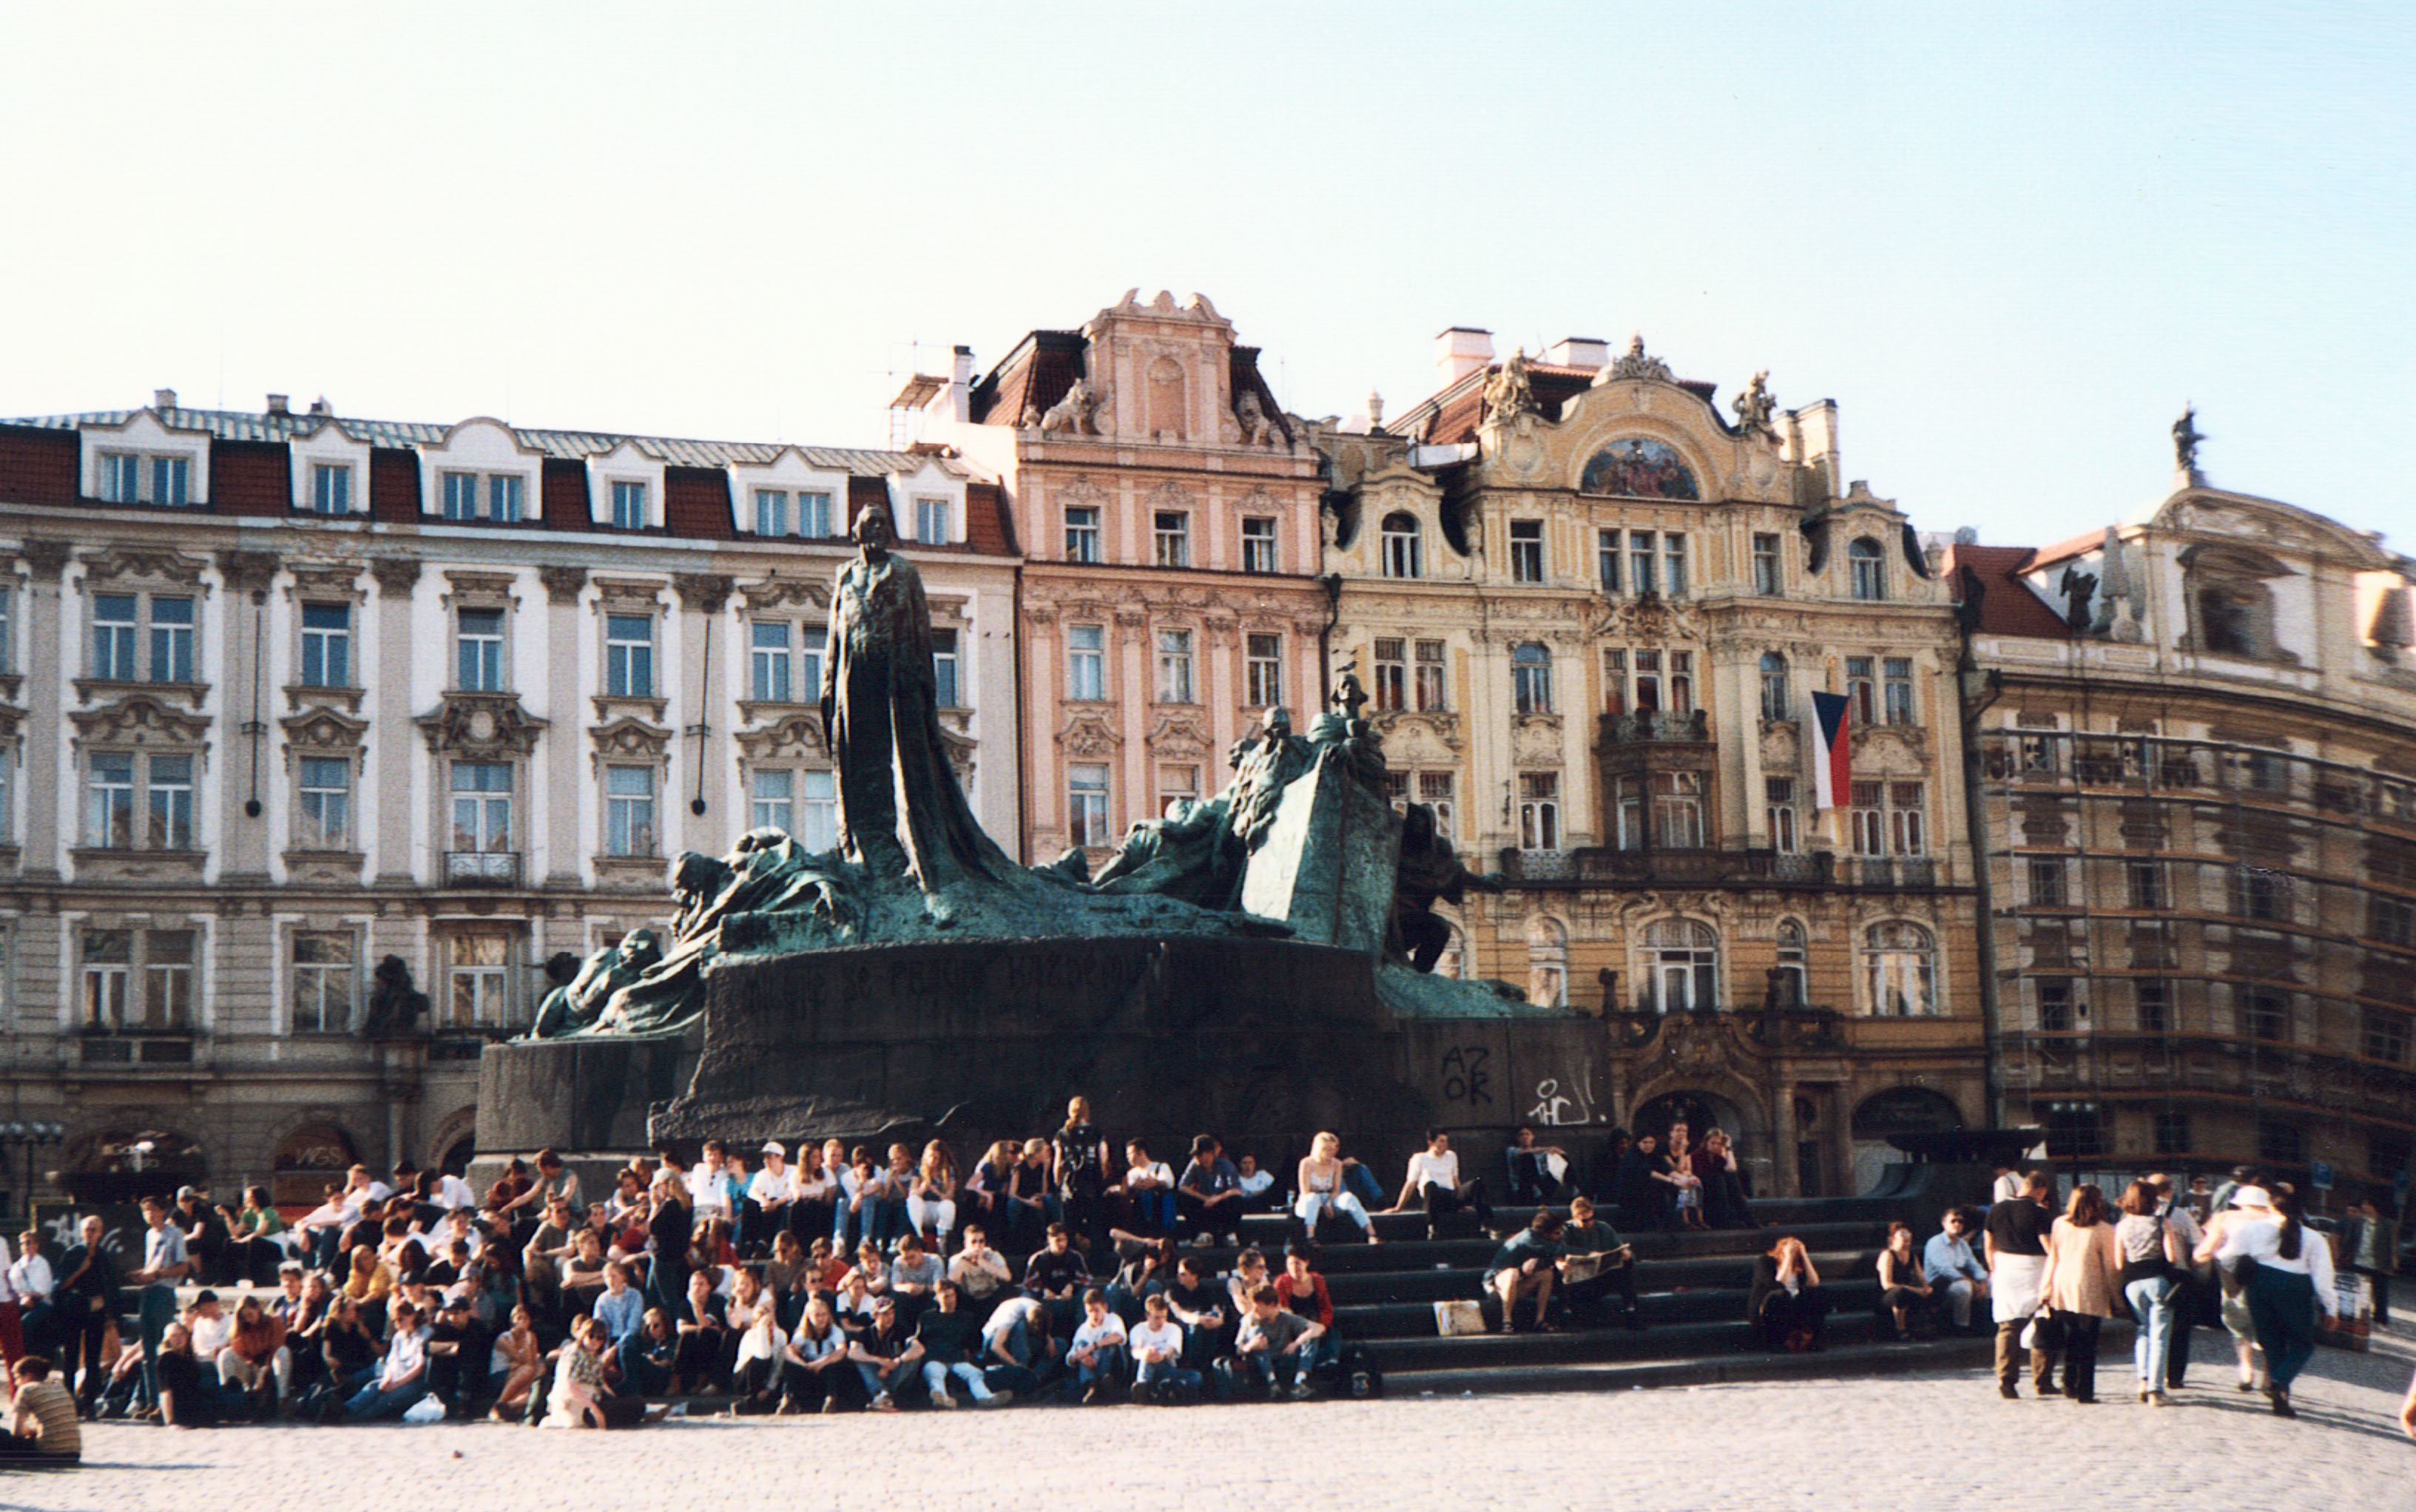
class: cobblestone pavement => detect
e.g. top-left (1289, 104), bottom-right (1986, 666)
top-left (24, 1326), bottom-right (2415, 1512)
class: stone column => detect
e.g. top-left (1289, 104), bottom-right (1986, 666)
top-left (536, 567), bottom-right (587, 888)
top-left (368, 556), bottom-right (423, 885)
top-left (672, 573), bottom-right (734, 858)
top-left (20, 539), bottom-right (72, 880)
top-left (1718, 644), bottom-right (1767, 847)
top-left (215, 550), bottom-right (280, 882)
top-left (1116, 608), bottom-right (1150, 830)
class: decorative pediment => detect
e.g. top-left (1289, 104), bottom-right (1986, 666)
top-left (1148, 709), bottom-right (1210, 760)
top-left (1057, 711), bottom-right (1124, 758)
top-left (1603, 335), bottom-right (1675, 385)
top-left (672, 573), bottom-right (733, 614)
top-left (417, 692), bottom-right (546, 755)
top-left (280, 706), bottom-right (371, 760)
top-left (1146, 479), bottom-right (1194, 513)
top-left (1372, 710), bottom-right (1463, 762)
top-left (734, 709), bottom-right (828, 764)
top-left (1511, 714), bottom-right (1563, 766)
top-left (592, 577), bottom-right (666, 615)
top-left (441, 570), bottom-right (519, 609)
top-left (81, 548), bottom-right (209, 591)
top-left (286, 561), bottom-right (366, 602)
top-left (590, 715), bottom-right (672, 763)
top-left (538, 565), bottom-right (587, 605)
top-left (70, 693), bottom-right (213, 749)
top-left (738, 576), bottom-right (832, 613)
top-left (1853, 724), bottom-right (1933, 775)
top-left (1590, 593), bottom-right (1700, 644)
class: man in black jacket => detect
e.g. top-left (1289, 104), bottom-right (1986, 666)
top-left (53, 1215), bottom-right (117, 1411)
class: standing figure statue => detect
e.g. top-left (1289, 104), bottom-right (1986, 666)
top-left (2173, 405), bottom-right (2204, 474)
top-left (821, 507), bottom-right (1011, 891)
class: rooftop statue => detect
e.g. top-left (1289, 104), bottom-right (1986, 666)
top-left (1482, 348), bottom-right (1536, 425)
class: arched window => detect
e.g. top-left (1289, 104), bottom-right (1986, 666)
top-left (1526, 915), bottom-right (1568, 1009)
top-left (1848, 537), bottom-right (1886, 601)
top-left (1642, 917), bottom-right (1719, 1013)
top-left (1758, 652), bottom-right (1790, 721)
top-left (1512, 642), bottom-right (1553, 715)
top-left (1864, 921), bottom-right (1938, 1016)
top-left (1380, 512), bottom-right (1423, 579)
top-left (1773, 919), bottom-right (1808, 1008)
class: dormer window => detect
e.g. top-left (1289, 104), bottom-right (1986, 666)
top-left (1381, 514), bottom-right (1423, 580)
top-left (441, 471), bottom-right (524, 523)
top-left (310, 463), bottom-right (352, 515)
top-left (98, 452), bottom-right (192, 507)
top-left (749, 487), bottom-right (835, 539)
top-left (754, 490), bottom-right (787, 537)
top-left (1848, 536), bottom-right (1886, 601)
top-left (915, 496), bottom-right (952, 544)
top-left (610, 481), bottom-right (649, 530)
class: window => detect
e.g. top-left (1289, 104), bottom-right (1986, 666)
top-left (1245, 633), bottom-right (1282, 709)
top-left (81, 930), bottom-right (130, 1028)
top-left (799, 769), bottom-right (837, 852)
top-left (441, 472), bottom-right (523, 522)
top-left (2240, 868), bottom-right (2287, 922)
top-left (1527, 917), bottom-right (1568, 1009)
top-left (931, 630), bottom-right (960, 709)
top-left (145, 597), bottom-right (196, 685)
top-left (2244, 990), bottom-right (2288, 1042)
top-left (86, 753), bottom-right (135, 848)
top-left (1766, 777), bottom-right (1799, 854)
top-left (2362, 1009), bottom-right (2409, 1063)
top-left (139, 928), bottom-right (196, 1030)
top-left (750, 769), bottom-right (793, 834)
top-left (604, 766), bottom-right (656, 857)
top-left (1383, 514), bottom-right (1424, 579)
top-left (1865, 921), bottom-right (1937, 1016)
top-left (1241, 516), bottom-right (1278, 574)
top-left (1068, 764), bottom-right (1111, 848)
top-left (751, 622), bottom-right (793, 703)
top-left (1630, 650), bottom-right (1663, 713)
top-left (1846, 657), bottom-right (1877, 726)
top-left (146, 755), bottom-right (193, 850)
top-left (2372, 894), bottom-right (2416, 948)
top-left (1417, 771), bottom-right (1456, 838)
top-left (291, 931), bottom-right (357, 1034)
top-left (1509, 520), bottom-right (1545, 583)
top-left (297, 757), bottom-right (352, 849)
top-left (1848, 536), bottom-right (1886, 601)
top-left (2137, 978), bottom-right (2170, 1033)
top-left (754, 489), bottom-right (789, 538)
top-left (1889, 783), bottom-right (1926, 857)
top-left (0, 747), bottom-right (11, 845)
top-left (2027, 857), bottom-right (2069, 907)
top-left (2127, 860), bottom-right (2166, 910)
top-left (1883, 658), bottom-right (1915, 725)
top-left (1643, 918), bottom-right (1718, 1013)
top-left (92, 594), bottom-right (139, 681)
top-left (1158, 763), bottom-right (1200, 817)
top-left (311, 463), bottom-right (351, 514)
top-left (489, 474), bottom-right (524, 522)
top-left (1627, 531), bottom-right (1658, 595)
top-left (300, 603), bottom-right (351, 688)
top-left (1155, 629), bottom-right (1195, 703)
top-left (1067, 624), bottom-right (1105, 702)
top-left (1653, 772), bottom-right (1706, 849)
top-left (607, 481), bottom-right (647, 530)
top-left (1614, 775), bottom-right (1643, 850)
top-left (1774, 920), bottom-right (1809, 1007)
top-left (1663, 534), bottom-right (1689, 597)
top-left (1511, 642), bottom-right (1553, 715)
top-left (1064, 505), bottom-right (1100, 564)
top-left (0, 587), bottom-right (10, 675)
top-left (1518, 772), bottom-right (1561, 851)
top-left (1372, 638), bottom-right (1406, 712)
top-left (1596, 528), bottom-right (1621, 594)
top-left (2042, 1100), bottom-right (2105, 1157)
top-left (795, 491), bottom-right (831, 539)
top-left (1850, 781), bottom-right (1886, 857)
top-left (1414, 641), bottom-right (1447, 712)
top-left (101, 453), bottom-right (143, 503)
top-left (153, 456), bottom-right (192, 506)
top-left (2153, 1110), bottom-right (2192, 1156)
top-left (99, 452), bottom-right (194, 506)
top-left (2038, 978), bottom-right (2076, 1032)
top-left (1752, 533), bottom-right (1783, 595)
top-left (604, 615), bottom-right (654, 698)
top-left (1668, 652), bottom-right (1695, 714)
top-left (2257, 1118), bottom-right (2302, 1167)
top-left (915, 496), bottom-right (952, 544)
top-left (442, 472), bottom-right (478, 520)
top-left (1759, 653), bottom-right (1789, 721)
top-left (1153, 512), bottom-right (1191, 568)
top-left (449, 762), bottom-right (513, 857)
top-left (445, 933), bottom-right (513, 1029)
top-left (456, 608), bottom-right (505, 692)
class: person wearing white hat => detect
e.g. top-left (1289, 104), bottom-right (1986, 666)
top-left (2194, 1183), bottom-right (2274, 1394)
top-left (2210, 1183), bottom-right (2338, 1417)
top-left (746, 1142), bottom-right (798, 1258)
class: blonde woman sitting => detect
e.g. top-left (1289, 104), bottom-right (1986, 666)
top-left (1295, 1132), bottom-right (1380, 1244)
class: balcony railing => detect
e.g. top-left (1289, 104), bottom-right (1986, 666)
top-left (1599, 709), bottom-right (1712, 744)
top-left (1600, 1005), bottom-right (1846, 1052)
top-left (1499, 846), bottom-right (1833, 887)
top-left (78, 1033), bottom-right (195, 1066)
top-left (443, 851), bottom-right (522, 886)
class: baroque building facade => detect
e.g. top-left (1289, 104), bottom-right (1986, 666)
top-left (1312, 331), bottom-right (1985, 1198)
top-left (1948, 461), bottom-right (2416, 1206)
top-left (0, 395), bottom-right (1017, 1204)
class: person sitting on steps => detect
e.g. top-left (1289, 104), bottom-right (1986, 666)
top-left (1386, 1127), bottom-right (1493, 1241)
top-left (1487, 1209), bottom-right (1566, 1335)
top-left (1559, 1196), bottom-right (1641, 1329)
top-left (1294, 1132), bottom-right (1379, 1245)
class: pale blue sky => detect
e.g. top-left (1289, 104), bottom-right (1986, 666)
top-left (2, 3), bottom-right (2408, 549)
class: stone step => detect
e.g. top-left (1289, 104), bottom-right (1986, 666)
top-left (1318, 1247), bottom-right (1879, 1306)
top-left (1221, 1218), bottom-right (1889, 1273)
top-left (1333, 1278), bottom-right (1889, 1339)
top-left (1383, 1333), bottom-right (1998, 1397)
top-left (1357, 1310), bottom-right (1893, 1373)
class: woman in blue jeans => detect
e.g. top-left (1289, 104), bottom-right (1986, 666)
top-left (2224, 1184), bottom-right (2340, 1418)
top-left (2113, 1181), bottom-right (2188, 1406)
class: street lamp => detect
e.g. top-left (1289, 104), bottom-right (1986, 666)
top-left (0, 1121), bottom-right (66, 1226)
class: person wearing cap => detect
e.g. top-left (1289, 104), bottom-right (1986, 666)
top-left (746, 1141), bottom-right (797, 1257)
top-left (846, 1295), bottom-right (920, 1411)
top-left (424, 1293), bottom-right (490, 1420)
top-left (2196, 1184), bottom-right (2275, 1394)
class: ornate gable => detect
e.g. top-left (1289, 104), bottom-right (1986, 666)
top-left (417, 691), bottom-right (546, 756)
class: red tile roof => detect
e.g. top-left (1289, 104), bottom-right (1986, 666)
top-left (969, 331), bottom-right (1087, 426)
top-left (541, 458), bottom-right (590, 530)
top-left (210, 440), bottom-right (289, 516)
top-left (847, 474), bottom-right (891, 529)
top-left (1941, 543), bottom-right (2072, 639)
top-left (965, 482), bottom-right (1016, 556)
top-left (369, 448), bottom-right (420, 522)
top-left (664, 466), bottom-right (735, 541)
top-left (2022, 527), bottom-right (2108, 573)
top-left (0, 425), bottom-right (79, 506)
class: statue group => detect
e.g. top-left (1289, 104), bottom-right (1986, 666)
top-left (532, 513), bottom-right (1506, 1041)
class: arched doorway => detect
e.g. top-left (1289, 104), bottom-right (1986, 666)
top-left (1628, 1085), bottom-right (1775, 1199)
top-left (272, 1121), bottom-right (359, 1206)
top-left (1849, 1085), bottom-right (1965, 1195)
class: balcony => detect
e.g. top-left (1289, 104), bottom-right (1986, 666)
top-left (1599, 1005), bottom-right (1846, 1053)
top-left (1847, 856), bottom-right (1940, 889)
top-left (77, 1033), bottom-right (195, 1067)
top-left (443, 851), bottom-right (522, 886)
top-left (1499, 846), bottom-right (1833, 888)
top-left (1599, 709), bottom-right (1711, 745)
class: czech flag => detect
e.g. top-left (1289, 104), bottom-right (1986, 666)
top-left (1806, 691), bottom-right (1851, 810)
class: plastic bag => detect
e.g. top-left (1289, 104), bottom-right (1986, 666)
top-left (402, 1395), bottom-right (448, 1425)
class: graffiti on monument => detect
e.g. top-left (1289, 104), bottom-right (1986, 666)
top-left (1438, 1045), bottom-right (1493, 1107)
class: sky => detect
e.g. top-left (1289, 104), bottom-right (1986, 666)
top-left (1, 3), bottom-right (2409, 550)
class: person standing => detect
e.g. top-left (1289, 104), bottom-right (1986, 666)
top-left (2196, 1185), bottom-right (2275, 1394)
top-left (2143, 1174), bottom-right (2205, 1391)
top-left (10, 1232), bottom-right (53, 1368)
top-left (1056, 1098), bottom-right (1113, 1255)
top-left (2349, 1200), bottom-right (2398, 1326)
top-left (130, 1195), bottom-right (192, 1411)
top-left (2041, 1184), bottom-right (2124, 1405)
top-left (2217, 1184), bottom-right (2338, 1418)
top-left (2114, 1180), bottom-right (2190, 1406)
top-left (1985, 1170), bottom-right (2058, 1399)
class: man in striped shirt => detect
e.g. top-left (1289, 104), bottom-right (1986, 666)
top-left (0, 1357), bottom-right (79, 1461)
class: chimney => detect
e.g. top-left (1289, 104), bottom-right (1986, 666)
top-left (266, 394), bottom-right (290, 416)
top-left (1545, 337), bottom-right (1609, 372)
top-left (951, 344), bottom-right (974, 422)
top-left (308, 396), bottom-right (333, 417)
top-left (154, 388), bottom-right (178, 411)
top-left (1435, 327), bottom-right (1494, 388)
